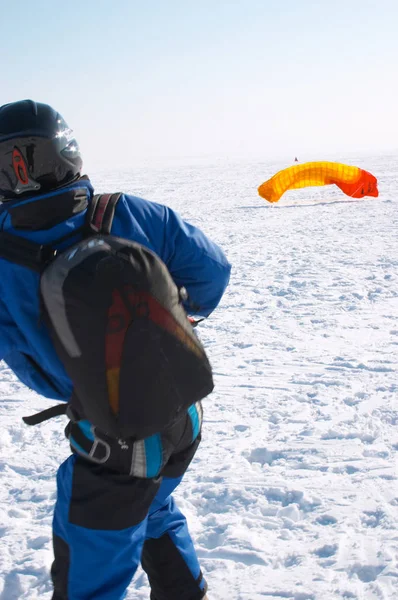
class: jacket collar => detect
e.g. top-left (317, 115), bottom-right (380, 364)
top-left (0, 177), bottom-right (94, 231)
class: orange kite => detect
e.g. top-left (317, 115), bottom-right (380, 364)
top-left (258, 161), bottom-right (379, 203)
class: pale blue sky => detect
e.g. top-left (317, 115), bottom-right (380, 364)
top-left (2, 0), bottom-right (397, 168)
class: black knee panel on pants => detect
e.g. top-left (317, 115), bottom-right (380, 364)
top-left (142, 533), bottom-right (208, 600)
top-left (51, 534), bottom-right (69, 600)
top-left (69, 457), bottom-right (161, 530)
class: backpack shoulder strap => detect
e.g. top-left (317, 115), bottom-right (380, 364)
top-left (0, 192), bottom-right (122, 270)
top-left (86, 193), bottom-right (122, 234)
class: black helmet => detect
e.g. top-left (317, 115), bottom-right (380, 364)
top-left (0, 100), bottom-right (83, 200)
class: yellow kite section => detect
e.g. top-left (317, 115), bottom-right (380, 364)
top-left (258, 162), bottom-right (379, 203)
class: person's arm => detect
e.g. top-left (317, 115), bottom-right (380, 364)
top-left (0, 295), bottom-right (70, 399)
top-left (161, 207), bottom-right (231, 317)
top-left (112, 195), bottom-right (231, 317)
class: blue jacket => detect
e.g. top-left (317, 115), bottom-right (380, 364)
top-left (0, 178), bottom-right (231, 401)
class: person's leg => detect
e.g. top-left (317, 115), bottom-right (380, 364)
top-left (141, 402), bottom-right (208, 600)
top-left (51, 454), bottom-right (160, 600)
top-left (142, 476), bottom-right (208, 600)
top-left (51, 402), bottom-right (205, 599)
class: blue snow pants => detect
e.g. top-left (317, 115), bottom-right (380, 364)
top-left (50, 405), bottom-right (207, 600)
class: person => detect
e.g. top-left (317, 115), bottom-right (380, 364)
top-left (0, 100), bottom-right (231, 600)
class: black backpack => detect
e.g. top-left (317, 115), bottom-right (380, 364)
top-left (0, 193), bottom-right (214, 439)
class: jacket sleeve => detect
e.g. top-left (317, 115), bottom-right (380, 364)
top-left (161, 207), bottom-right (231, 317)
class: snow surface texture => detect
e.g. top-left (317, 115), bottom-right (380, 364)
top-left (0, 155), bottom-right (397, 599)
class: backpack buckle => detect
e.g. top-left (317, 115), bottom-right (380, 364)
top-left (37, 245), bottom-right (57, 265)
